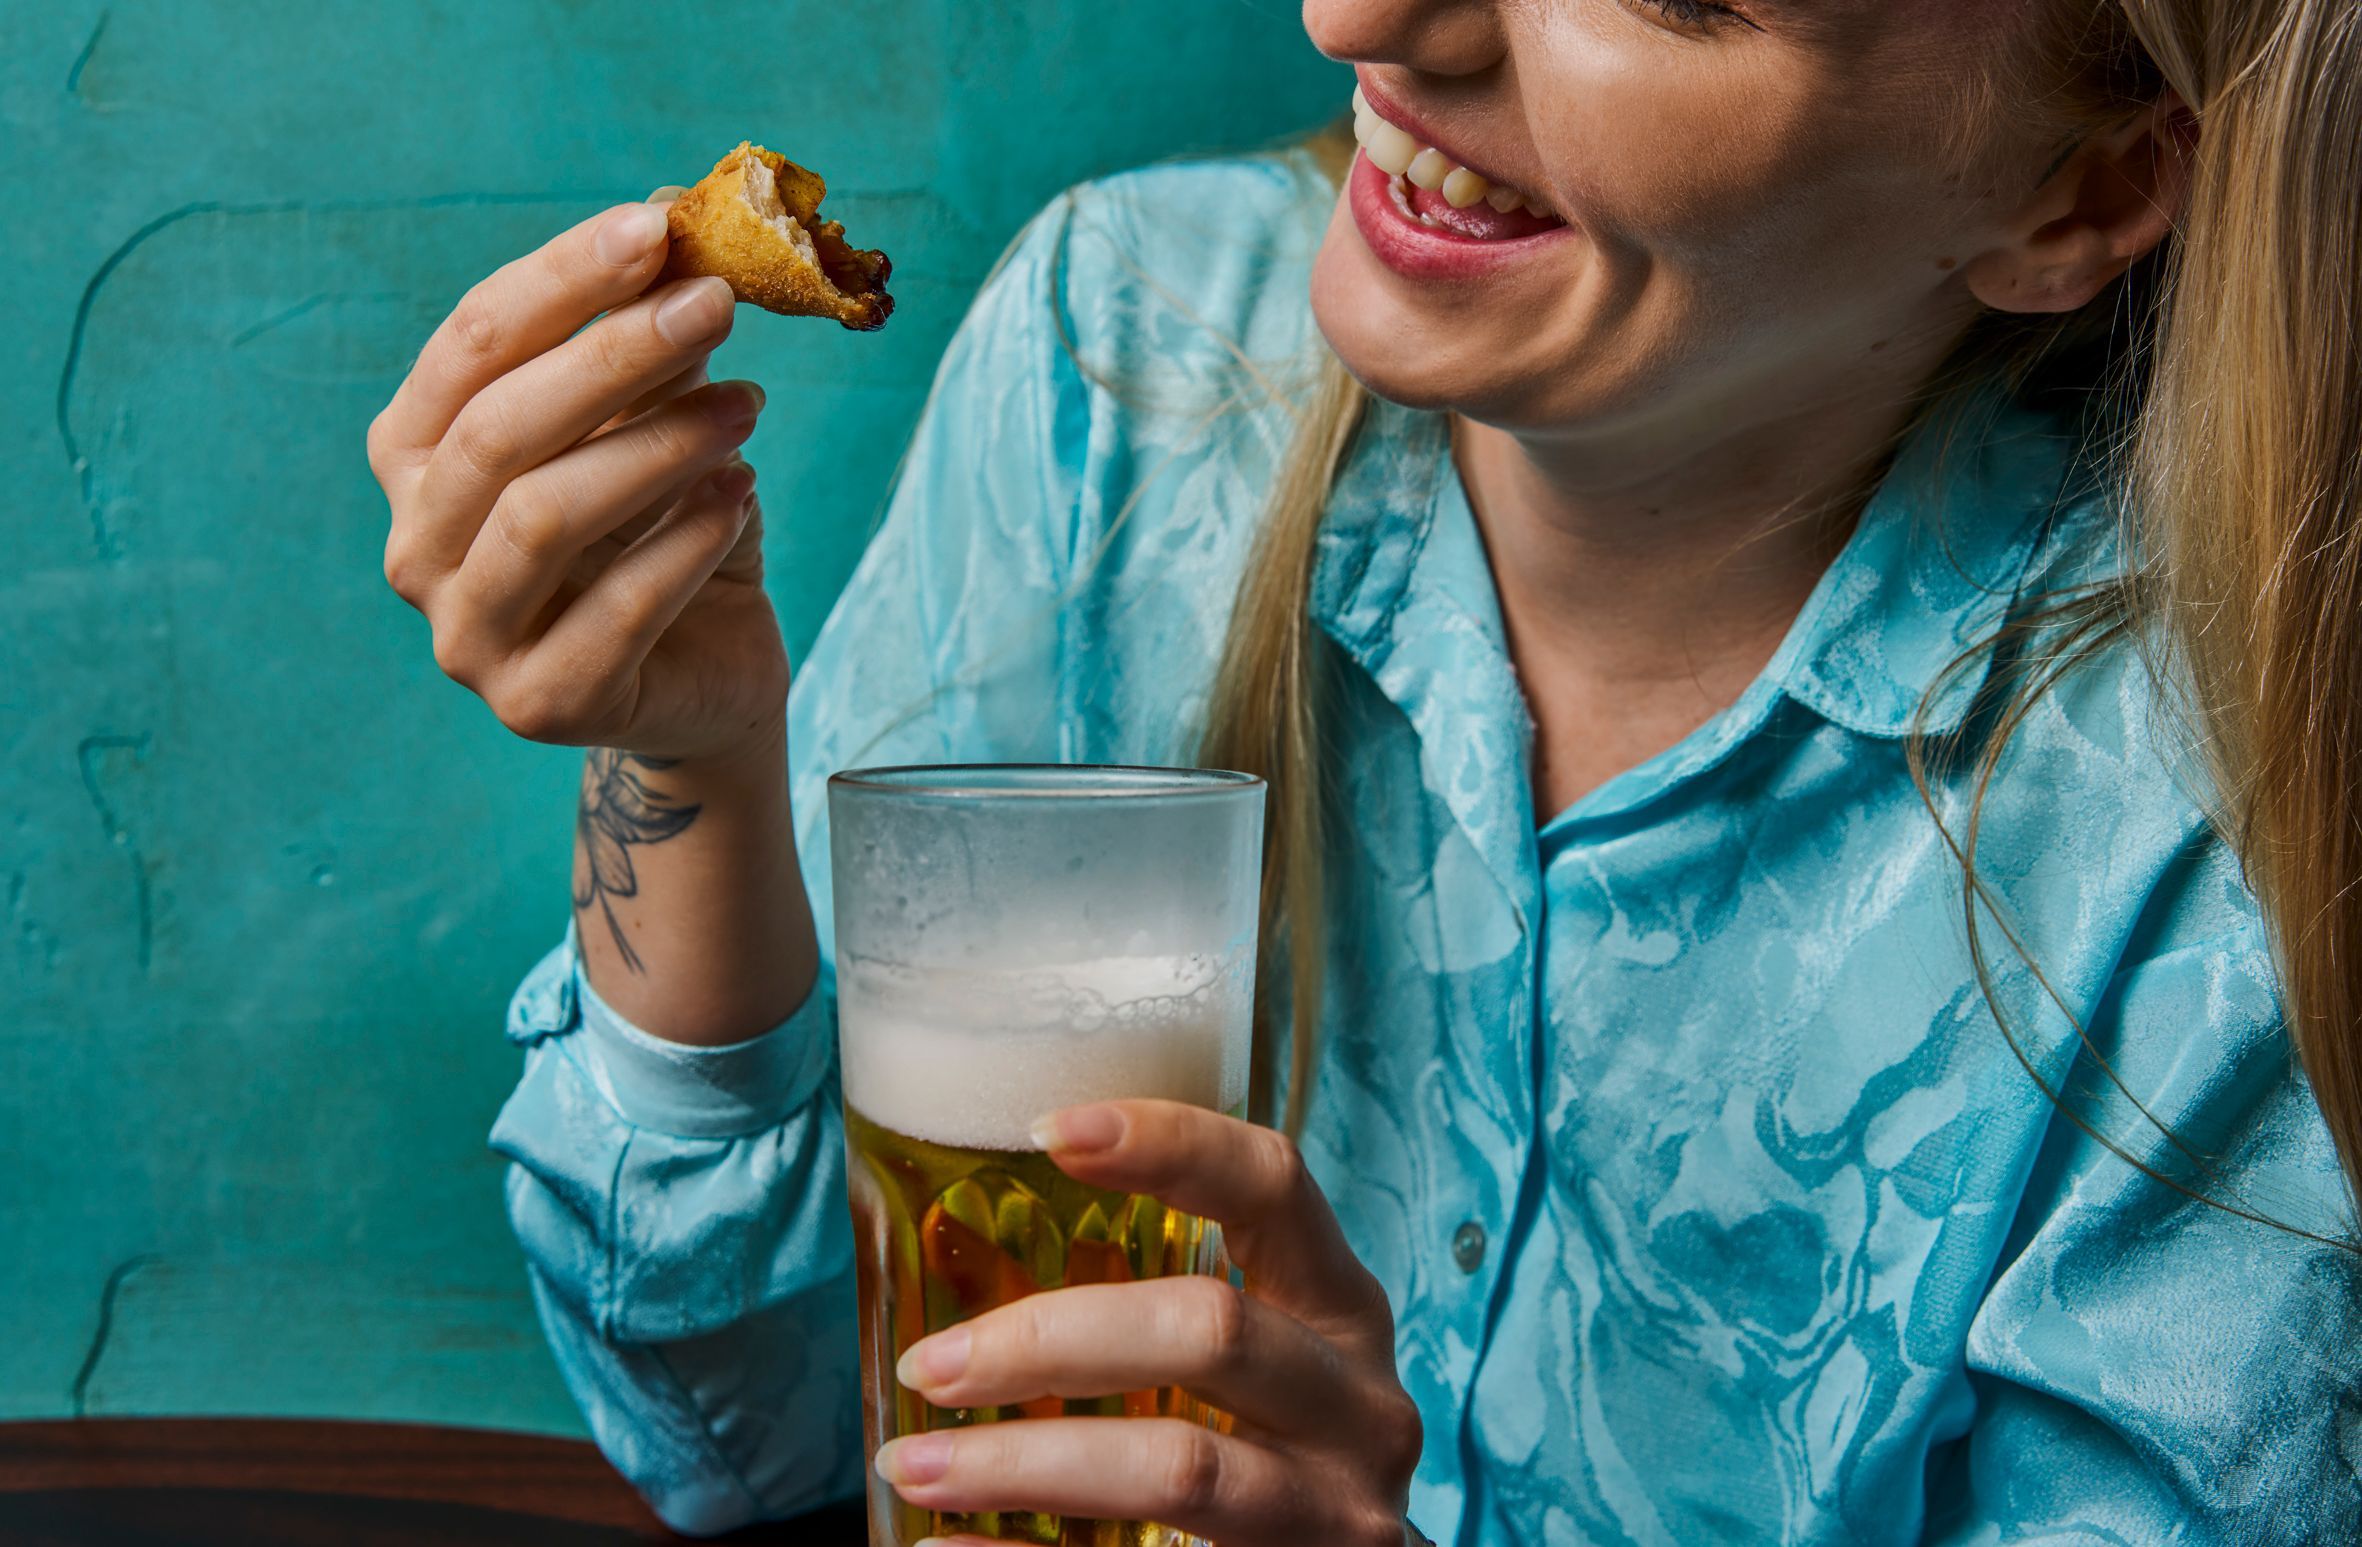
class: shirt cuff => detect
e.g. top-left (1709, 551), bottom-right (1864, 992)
top-left (559, 918), bottom-right (836, 1140)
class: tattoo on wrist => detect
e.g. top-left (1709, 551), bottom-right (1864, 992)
top-left (574, 750), bottom-right (702, 973)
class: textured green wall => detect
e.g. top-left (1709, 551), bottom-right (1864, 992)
top-left (2, 0), bottom-right (1343, 1433)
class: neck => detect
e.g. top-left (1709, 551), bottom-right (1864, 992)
top-left (1458, 379), bottom-right (1926, 815)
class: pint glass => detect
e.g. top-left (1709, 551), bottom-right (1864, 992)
top-left (827, 765), bottom-right (1266, 1547)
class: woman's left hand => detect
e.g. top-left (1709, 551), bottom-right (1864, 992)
top-left (877, 1098), bottom-right (1425, 1547)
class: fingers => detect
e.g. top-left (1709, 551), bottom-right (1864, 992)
top-left (876, 1419), bottom-right (1393, 1547)
top-left (370, 200), bottom-right (675, 471)
top-left (402, 275), bottom-right (737, 573)
top-left (646, 184), bottom-right (687, 203)
top-left (597, 355), bottom-right (711, 440)
top-left (896, 1278), bottom-right (1363, 1443)
top-left (1035, 1101), bottom-right (1395, 1341)
top-left (446, 379), bottom-right (764, 641)
top-left (453, 463), bottom-right (756, 746)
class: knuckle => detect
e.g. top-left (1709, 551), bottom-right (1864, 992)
top-left (1179, 1276), bottom-right (1251, 1376)
top-left (381, 534), bottom-right (419, 600)
top-left (603, 587), bottom-right (661, 645)
top-left (1152, 1426), bottom-right (1225, 1518)
top-left (677, 488), bottom-right (748, 551)
top-left (445, 399), bottom-right (524, 481)
top-left (602, 570), bottom-right (668, 641)
top-left (1375, 1390), bottom-right (1425, 1478)
top-left (579, 310), bottom-right (653, 383)
top-left (636, 407), bottom-right (706, 471)
top-left (492, 482), bottom-right (568, 563)
top-left (1346, 1263), bottom-right (1397, 1335)
top-left (428, 623), bottom-right (481, 687)
top-left (365, 411), bottom-right (400, 479)
top-left (1349, 1511), bottom-right (1409, 1547)
top-left (976, 1301), bottom-right (1041, 1381)
top-left (1259, 1127), bottom-right (1309, 1199)
top-left (445, 290), bottom-right (504, 364)
top-left (488, 679), bottom-right (577, 744)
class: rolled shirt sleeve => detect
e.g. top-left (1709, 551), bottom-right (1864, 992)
top-left (491, 928), bottom-right (858, 1533)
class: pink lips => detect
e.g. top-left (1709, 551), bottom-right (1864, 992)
top-left (1347, 149), bottom-right (1577, 284)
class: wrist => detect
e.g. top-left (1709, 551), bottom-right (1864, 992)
top-left (666, 708), bottom-right (788, 785)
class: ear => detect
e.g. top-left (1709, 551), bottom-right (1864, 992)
top-left (1963, 95), bottom-right (2197, 316)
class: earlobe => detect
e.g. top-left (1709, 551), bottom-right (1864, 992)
top-left (1963, 94), bottom-right (2195, 318)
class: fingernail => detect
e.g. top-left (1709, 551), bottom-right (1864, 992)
top-left (896, 1324), bottom-right (969, 1390)
top-left (712, 381), bottom-right (765, 429)
top-left (655, 276), bottom-right (734, 346)
top-left (875, 1431), bottom-right (952, 1487)
top-left (646, 184), bottom-right (688, 204)
top-left (595, 203), bottom-right (668, 266)
top-left (710, 461), bottom-right (756, 503)
top-left (1031, 1104), bottom-right (1124, 1154)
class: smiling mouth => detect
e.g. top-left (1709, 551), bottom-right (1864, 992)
top-left (1350, 84), bottom-right (1567, 237)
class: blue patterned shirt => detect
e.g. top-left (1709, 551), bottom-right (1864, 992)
top-left (492, 150), bottom-right (2361, 1542)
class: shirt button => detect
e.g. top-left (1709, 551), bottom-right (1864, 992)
top-left (1451, 1220), bottom-right (1487, 1274)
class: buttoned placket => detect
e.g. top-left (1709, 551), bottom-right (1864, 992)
top-left (1311, 399), bottom-right (1548, 1544)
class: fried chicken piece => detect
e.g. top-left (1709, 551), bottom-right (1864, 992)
top-left (660, 142), bottom-right (893, 331)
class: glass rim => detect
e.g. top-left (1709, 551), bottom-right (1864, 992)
top-left (827, 762), bottom-right (1264, 802)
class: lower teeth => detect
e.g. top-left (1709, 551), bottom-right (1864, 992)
top-left (1395, 174), bottom-right (1470, 231)
top-left (1392, 172), bottom-right (1553, 231)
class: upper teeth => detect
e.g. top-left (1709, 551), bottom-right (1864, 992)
top-left (1351, 85), bottom-right (1550, 217)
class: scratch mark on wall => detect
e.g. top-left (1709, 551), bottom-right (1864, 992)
top-left (77, 732), bottom-right (152, 969)
top-left (56, 190), bottom-right (612, 560)
top-left (231, 290), bottom-right (402, 348)
top-left (66, 10), bottom-right (108, 96)
top-left (69, 1253), bottom-right (159, 1417)
top-left (10, 868), bottom-right (59, 972)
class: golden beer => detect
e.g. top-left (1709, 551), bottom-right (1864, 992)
top-left (825, 764), bottom-right (1265, 1547)
top-left (837, 951), bottom-right (1250, 1547)
top-left (845, 1103), bottom-right (1237, 1547)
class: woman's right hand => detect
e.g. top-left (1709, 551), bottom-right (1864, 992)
top-left (370, 196), bottom-right (790, 764)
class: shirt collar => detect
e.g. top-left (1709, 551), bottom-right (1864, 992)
top-left (1306, 391), bottom-right (2091, 907)
top-left (1314, 390), bottom-right (2087, 748)
top-left (1767, 395), bottom-right (2087, 739)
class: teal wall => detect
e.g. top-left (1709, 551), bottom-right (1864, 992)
top-left (2, 1), bottom-right (1343, 1433)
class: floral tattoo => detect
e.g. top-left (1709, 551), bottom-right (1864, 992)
top-left (574, 750), bottom-right (702, 973)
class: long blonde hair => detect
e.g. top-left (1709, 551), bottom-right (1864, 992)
top-left (1201, 1), bottom-right (2362, 1242)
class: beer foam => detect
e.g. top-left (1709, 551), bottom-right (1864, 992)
top-left (837, 952), bottom-right (1252, 1151)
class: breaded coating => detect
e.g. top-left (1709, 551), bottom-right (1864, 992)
top-left (660, 142), bottom-right (893, 331)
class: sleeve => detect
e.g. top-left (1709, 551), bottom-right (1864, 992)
top-left (488, 191), bottom-right (1093, 1536)
top-left (1923, 840), bottom-right (2362, 1545)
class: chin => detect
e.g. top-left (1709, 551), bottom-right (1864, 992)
top-left (1308, 203), bottom-right (1522, 419)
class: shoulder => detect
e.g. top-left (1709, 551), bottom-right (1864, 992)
top-left (1985, 561), bottom-right (2262, 944)
top-left (1946, 458), bottom-right (2280, 995)
top-left (962, 150), bottom-right (1336, 407)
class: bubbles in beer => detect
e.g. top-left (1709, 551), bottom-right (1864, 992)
top-left (837, 951), bottom-right (1252, 1151)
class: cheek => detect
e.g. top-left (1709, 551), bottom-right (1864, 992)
top-left (1537, 46), bottom-right (1979, 305)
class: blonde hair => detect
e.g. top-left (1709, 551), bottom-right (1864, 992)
top-left (2122, 0), bottom-right (2362, 1228)
top-left (1201, 1), bottom-right (2362, 1247)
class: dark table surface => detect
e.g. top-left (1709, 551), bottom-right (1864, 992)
top-left (0, 1419), bottom-right (866, 1545)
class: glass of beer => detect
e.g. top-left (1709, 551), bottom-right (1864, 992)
top-left (827, 764), bottom-right (1265, 1547)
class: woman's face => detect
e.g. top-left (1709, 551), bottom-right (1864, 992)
top-left (1306, 0), bottom-right (2064, 448)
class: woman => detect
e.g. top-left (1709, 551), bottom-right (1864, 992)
top-left (370, 1), bottom-right (2362, 1542)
